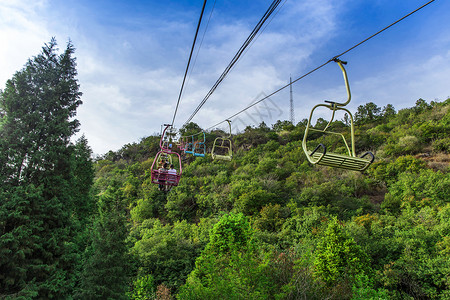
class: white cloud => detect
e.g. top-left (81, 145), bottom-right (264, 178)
top-left (351, 51), bottom-right (450, 110)
top-left (83, 83), bottom-right (131, 111)
top-left (0, 1), bottom-right (50, 88)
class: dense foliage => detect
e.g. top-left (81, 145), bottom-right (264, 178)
top-left (1, 40), bottom-right (449, 299)
top-left (92, 97), bottom-right (449, 299)
top-left (0, 39), bottom-right (94, 298)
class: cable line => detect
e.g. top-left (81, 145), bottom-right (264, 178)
top-left (171, 0), bottom-right (208, 127)
top-left (203, 0), bottom-right (436, 131)
top-left (206, 60), bottom-right (331, 130)
top-left (176, 1), bottom-right (217, 142)
top-left (238, 0), bottom-right (288, 66)
top-left (182, 0), bottom-right (283, 127)
top-left (184, 0), bottom-right (217, 91)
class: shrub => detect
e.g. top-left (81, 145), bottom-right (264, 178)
top-left (398, 135), bottom-right (422, 154)
top-left (129, 274), bottom-right (156, 300)
top-left (432, 137), bottom-right (450, 153)
top-left (314, 218), bottom-right (370, 288)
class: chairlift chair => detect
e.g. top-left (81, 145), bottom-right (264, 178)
top-left (185, 132), bottom-right (206, 157)
top-left (184, 136), bottom-right (195, 155)
top-left (211, 120), bottom-right (233, 161)
top-left (156, 152), bottom-right (172, 168)
top-left (162, 140), bottom-right (173, 150)
top-left (302, 59), bottom-right (374, 171)
top-left (150, 124), bottom-right (182, 187)
top-left (193, 139), bottom-right (206, 157)
top-left (176, 137), bottom-right (185, 152)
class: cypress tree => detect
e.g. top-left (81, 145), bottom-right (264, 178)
top-left (0, 38), bottom-right (90, 298)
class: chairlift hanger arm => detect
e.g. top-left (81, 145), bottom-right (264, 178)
top-left (324, 59), bottom-right (351, 107)
top-left (160, 124), bottom-right (171, 149)
top-left (225, 120), bottom-right (232, 138)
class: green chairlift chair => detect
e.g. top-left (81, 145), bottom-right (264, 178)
top-left (302, 59), bottom-right (374, 171)
top-left (211, 120), bottom-right (233, 161)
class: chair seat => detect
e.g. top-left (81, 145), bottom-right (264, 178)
top-left (308, 150), bottom-right (374, 171)
top-left (212, 154), bottom-right (232, 161)
top-left (151, 170), bottom-right (180, 186)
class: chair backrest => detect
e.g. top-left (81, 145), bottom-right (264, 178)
top-left (184, 132), bottom-right (206, 157)
top-left (212, 137), bottom-right (232, 160)
top-left (194, 139), bottom-right (206, 155)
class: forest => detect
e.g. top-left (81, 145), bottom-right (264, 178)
top-left (0, 41), bottom-right (449, 299)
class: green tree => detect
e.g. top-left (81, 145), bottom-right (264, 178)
top-left (342, 113), bottom-right (351, 126)
top-left (61, 136), bottom-right (96, 295)
top-left (0, 38), bottom-right (89, 298)
top-left (384, 168), bottom-right (449, 211)
top-left (381, 104), bottom-right (396, 118)
top-left (314, 217), bottom-right (370, 298)
top-left (78, 187), bottom-right (130, 300)
top-left (413, 98), bottom-right (431, 114)
top-left (354, 102), bottom-right (381, 125)
top-left (71, 135), bottom-right (96, 223)
top-left (129, 274), bottom-right (156, 300)
top-left (178, 213), bottom-right (273, 299)
top-left (0, 185), bottom-right (44, 299)
top-left (0, 38), bottom-right (82, 186)
top-left (179, 122), bottom-right (203, 137)
top-left (314, 117), bottom-right (328, 129)
top-left (131, 219), bottom-right (202, 293)
top-left (272, 120), bottom-right (294, 132)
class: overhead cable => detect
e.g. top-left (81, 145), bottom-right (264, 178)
top-left (171, 0), bottom-right (208, 127)
top-left (182, 0), bottom-right (283, 127)
top-left (238, 0), bottom-right (288, 65)
top-left (206, 60), bottom-right (331, 130)
top-left (184, 0), bottom-right (217, 89)
top-left (204, 0), bottom-right (436, 131)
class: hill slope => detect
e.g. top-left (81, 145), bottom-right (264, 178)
top-left (93, 98), bottom-right (449, 299)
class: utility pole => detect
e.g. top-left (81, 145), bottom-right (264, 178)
top-left (290, 76), bottom-right (294, 124)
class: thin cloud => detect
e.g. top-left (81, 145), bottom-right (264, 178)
top-left (0, 1), bottom-right (50, 88)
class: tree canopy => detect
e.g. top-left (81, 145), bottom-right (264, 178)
top-left (0, 39), bottom-right (94, 298)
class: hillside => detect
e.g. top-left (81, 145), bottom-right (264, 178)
top-left (92, 98), bottom-right (449, 299)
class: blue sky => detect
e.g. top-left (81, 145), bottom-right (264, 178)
top-left (1, 0), bottom-right (449, 155)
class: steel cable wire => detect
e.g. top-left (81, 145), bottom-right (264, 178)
top-left (182, 0), bottom-right (283, 127)
top-left (171, 0), bottom-right (208, 127)
top-left (202, 0), bottom-right (436, 131)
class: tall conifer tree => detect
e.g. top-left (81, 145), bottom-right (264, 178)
top-left (0, 38), bottom-right (90, 298)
